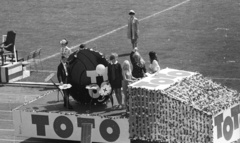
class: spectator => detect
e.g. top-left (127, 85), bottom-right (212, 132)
top-left (130, 47), bottom-right (138, 65)
top-left (132, 52), bottom-right (147, 78)
top-left (107, 53), bottom-right (123, 109)
top-left (127, 10), bottom-right (139, 49)
top-left (57, 63), bottom-right (72, 109)
top-left (74, 43), bottom-right (86, 58)
top-left (122, 60), bottom-right (137, 108)
top-left (60, 39), bottom-right (72, 76)
top-left (58, 39), bottom-right (73, 109)
top-left (148, 51), bottom-right (160, 74)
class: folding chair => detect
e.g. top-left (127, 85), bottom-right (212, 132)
top-left (0, 31), bottom-right (17, 65)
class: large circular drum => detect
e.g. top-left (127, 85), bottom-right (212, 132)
top-left (67, 48), bottom-right (111, 104)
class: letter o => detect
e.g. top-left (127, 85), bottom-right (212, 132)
top-left (223, 116), bottom-right (233, 141)
top-left (87, 84), bottom-right (100, 99)
top-left (99, 119), bottom-right (120, 142)
top-left (53, 116), bottom-right (73, 138)
top-left (168, 71), bottom-right (191, 77)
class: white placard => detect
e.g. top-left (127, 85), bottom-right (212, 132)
top-left (129, 68), bottom-right (196, 90)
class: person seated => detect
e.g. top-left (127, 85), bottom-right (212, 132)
top-left (148, 51), bottom-right (160, 74)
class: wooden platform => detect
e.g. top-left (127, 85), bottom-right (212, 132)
top-left (12, 89), bottom-right (130, 143)
top-left (17, 90), bottom-right (126, 117)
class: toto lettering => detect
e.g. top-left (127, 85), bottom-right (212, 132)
top-left (31, 115), bottom-right (120, 142)
top-left (214, 104), bottom-right (240, 141)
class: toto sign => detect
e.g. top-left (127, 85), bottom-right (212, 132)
top-left (67, 48), bottom-right (111, 104)
top-left (213, 104), bottom-right (240, 143)
top-left (31, 115), bottom-right (121, 142)
top-left (13, 111), bottom-right (130, 143)
top-left (130, 68), bottom-right (195, 90)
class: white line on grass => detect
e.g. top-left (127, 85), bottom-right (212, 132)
top-left (0, 129), bottom-right (14, 131)
top-left (40, 0), bottom-right (190, 62)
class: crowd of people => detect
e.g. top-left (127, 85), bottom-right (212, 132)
top-left (108, 47), bottom-right (160, 110)
top-left (58, 9), bottom-right (161, 110)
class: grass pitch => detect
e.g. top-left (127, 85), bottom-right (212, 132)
top-left (0, 0), bottom-right (239, 91)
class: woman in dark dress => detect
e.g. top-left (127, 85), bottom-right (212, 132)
top-left (107, 53), bottom-right (123, 109)
top-left (132, 52), bottom-right (147, 78)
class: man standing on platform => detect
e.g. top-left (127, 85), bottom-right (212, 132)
top-left (127, 10), bottom-right (139, 49)
top-left (58, 39), bottom-right (73, 109)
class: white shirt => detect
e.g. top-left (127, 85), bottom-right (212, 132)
top-left (149, 60), bottom-right (160, 73)
top-left (61, 46), bottom-right (72, 59)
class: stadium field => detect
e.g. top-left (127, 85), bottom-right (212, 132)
top-left (0, 0), bottom-right (240, 142)
top-left (1, 0), bottom-right (239, 91)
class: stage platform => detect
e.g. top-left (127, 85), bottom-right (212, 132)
top-left (17, 90), bottom-right (126, 117)
top-left (13, 90), bottom-right (130, 143)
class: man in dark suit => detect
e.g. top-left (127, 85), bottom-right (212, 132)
top-left (57, 63), bottom-right (73, 109)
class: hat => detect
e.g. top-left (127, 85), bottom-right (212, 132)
top-left (60, 39), bottom-right (68, 46)
top-left (129, 10), bottom-right (135, 15)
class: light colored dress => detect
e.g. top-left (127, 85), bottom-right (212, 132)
top-left (149, 60), bottom-right (160, 73)
top-left (122, 71), bottom-right (134, 96)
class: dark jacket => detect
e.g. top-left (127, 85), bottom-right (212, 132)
top-left (57, 63), bottom-right (68, 83)
top-left (107, 62), bottom-right (123, 88)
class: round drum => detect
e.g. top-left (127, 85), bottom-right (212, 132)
top-left (67, 48), bottom-right (111, 104)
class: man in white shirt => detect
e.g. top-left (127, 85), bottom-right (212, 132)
top-left (60, 39), bottom-right (72, 76)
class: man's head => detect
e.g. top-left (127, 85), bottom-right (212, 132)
top-left (60, 39), bottom-right (68, 46)
top-left (133, 47), bottom-right (138, 52)
top-left (109, 53), bottom-right (118, 63)
top-left (79, 44), bottom-right (86, 49)
top-left (129, 10), bottom-right (135, 15)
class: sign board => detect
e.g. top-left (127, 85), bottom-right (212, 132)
top-left (129, 68), bottom-right (196, 90)
top-left (213, 104), bottom-right (240, 143)
top-left (13, 110), bottom-right (130, 143)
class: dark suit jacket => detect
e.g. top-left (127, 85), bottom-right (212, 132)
top-left (57, 63), bottom-right (68, 83)
top-left (107, 62), bottom-right (123, 88)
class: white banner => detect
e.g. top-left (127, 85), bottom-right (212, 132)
top-left (213, 104), bottom-right (240, 143)
top-left (130, 68), bottom-right (196, 90)
top-left (13, 110), bottom-right (130, 143)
